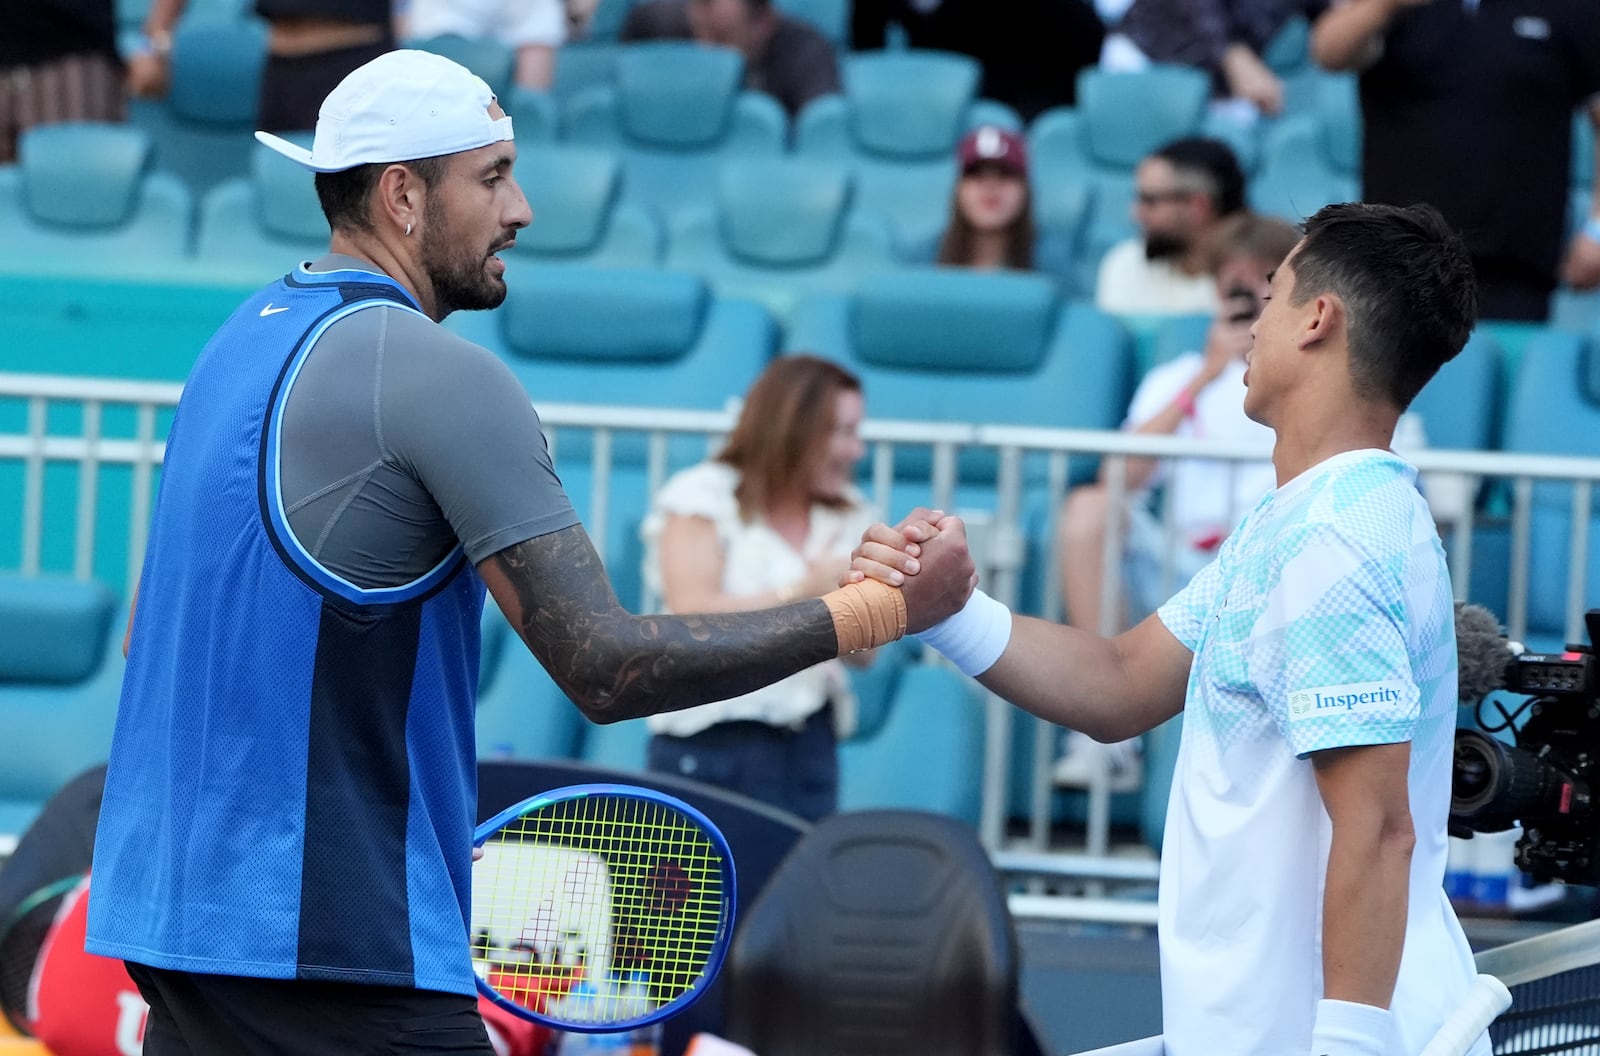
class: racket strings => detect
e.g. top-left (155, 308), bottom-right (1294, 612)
top-left (472, 793), bottom-right (729, 1027)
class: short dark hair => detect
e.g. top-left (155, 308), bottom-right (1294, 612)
top-left (313, 155), bottom-right (451, 233)
top-left (1289, 202), bottom-right (1478, 410)
top-left (1151, 136), bottom-right (1246, 217)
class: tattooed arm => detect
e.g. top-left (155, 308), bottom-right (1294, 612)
top-left (478, 520), bottom-right (971, 724)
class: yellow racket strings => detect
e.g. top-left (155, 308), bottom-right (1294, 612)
top-left (472, 794), bottom-right (728, 1024)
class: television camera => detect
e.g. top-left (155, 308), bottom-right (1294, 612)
top-left (1451, 605), bottom-right (1600, 886)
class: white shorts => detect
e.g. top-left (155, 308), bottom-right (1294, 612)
top-left (404, 0), bottom-right (568, 49)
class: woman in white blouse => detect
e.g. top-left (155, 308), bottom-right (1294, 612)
top-left (640, 355), bottom-right (877, 821)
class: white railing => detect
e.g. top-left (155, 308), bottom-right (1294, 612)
top-left (9, 374), bottom-right (1600, 923)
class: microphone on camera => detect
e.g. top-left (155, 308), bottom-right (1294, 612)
top-left (1455, 601), bottom-right (1521, 703)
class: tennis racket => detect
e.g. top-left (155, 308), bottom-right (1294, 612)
top-left (470, 784), bottom-right (737, 1033)
top-left (1419, 973), bottom-right (1512, 1056)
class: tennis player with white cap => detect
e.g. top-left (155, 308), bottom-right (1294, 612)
top-left (84, 49), bottom-right (975, 1054)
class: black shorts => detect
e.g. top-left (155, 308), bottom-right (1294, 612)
top-left (126, 962), bottom-right (495, 1056)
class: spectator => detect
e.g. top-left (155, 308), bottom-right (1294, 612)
top-left (1310, 0), bottom-right (1600, 322)
top-left (934, 125), bottom-right (1036, 271)
top-left (1101, 0), bottom-right (1308, 121)
top-left (131, 0), bottom-right (398, 133)
top-left (621, 0), bottom-right (840, 118)
top-left (1055, 212), bottom-right (1297, 789)
top-left (641, 355), bottom-right (877, 822)
top-left (401, 0), bottom-right (568, 91)
top-left (851, 0), bottom-right (1104, 122)
top-left (2, 0), bottom-right (124, 164)
top-left (1096, 136), bottom-right (1248, 316)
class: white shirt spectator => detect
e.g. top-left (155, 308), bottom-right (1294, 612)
top-left (1095, 238), bottom-right (1219, 316)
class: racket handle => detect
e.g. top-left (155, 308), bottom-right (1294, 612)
top-left (1418, 974), bottom-right (1511, 1056)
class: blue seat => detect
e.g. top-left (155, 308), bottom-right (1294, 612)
top-left (550, 42), bottom-right (623, 103)
top-left (474, 609), bottom-right (587, 762)
top-left (1409, 328), bottom-right (1502, 454)
top-left (794, 50), bottom-right (1017, 259)
top-left (789, 270), bottom-right (1134, 492)
top-left (193, 137), bottom-right (328, 281)
top-left (578, 716), bottom-right (654, 773)
top-left (565, 42), bottom-right (787, 229)
top-left (665, 156), bottom-right (896, 327)
top-left (838, 662), bottom-right (985, 826)
top-left (1249, 74), bottom-right (1361, 224)
top-left (447, 265), bottom-right (777, 608)
top-left (131, 15), bottom-right (268, 200)
top-left (1497, 329), bottom-right (1600, 649)
top-left (1030, 66), bottom-right (1212, 292)
top-left (410, 33), bottom-right (517, 104)
top-left (513, 145), bottom-right (663, 267)
top-left (0, 576), bottom-right (122, 839)
top-left (0, 123), bottom-right (193, 277)
top-left (502, 87), bottom-right (561, 141)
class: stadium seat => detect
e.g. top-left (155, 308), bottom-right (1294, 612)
top-left (795, 50), bottom-right (1006, 259)
top-left (550, 42), bottom-right (623, 104)
top-left (501, 87), bottom-right (561, 141)
top-left (446, 265), bottom-right (777, 609)
top-left (722, 808), bottom-right (1018, 1056)
top-left (1497, 328), bottom-right (1600, 649)
top-left (0, 123), bottom-right (193, 277)
top-left (132, 14), bottom-right (269, 200)
top-left (564, 42), bottom-right (788, 229)
top-left (193, 137), bottom-right (328, 281)
top-left (410, 33), bottom-right (516, 104)
top-left (664, 156), bottom-right (896, 326)
top-left (474, 612), bottom-right (587, 763)
top-left (1249, 74), bottom-right (1361, 224)
top-left (511, 144), bottom-right (662, 267)
top-left (789, 269), bottom-right (1134, 496)
top-left (0, 576), bottom-right (122, 841)
top-left (1411, 328), bottom-right (1503, 455)
top-left (838, 662), bottom-right (985, 825)
top-left (1030, 66), bottom-right (1211, 292)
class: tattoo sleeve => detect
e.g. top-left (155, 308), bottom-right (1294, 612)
top-left (481, 525), bottom-right (841, 723)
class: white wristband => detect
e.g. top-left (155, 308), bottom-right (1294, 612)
top-left (1310, 998), bottom-right (1393, 1056)
top-left (913, 588), bottom-right (1012, 677)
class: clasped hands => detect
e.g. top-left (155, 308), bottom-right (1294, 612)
top-left (842, 507), bottom-right (979, 634)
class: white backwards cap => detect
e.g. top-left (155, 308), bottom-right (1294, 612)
top-left (255, 49), bottom-right (514, 173)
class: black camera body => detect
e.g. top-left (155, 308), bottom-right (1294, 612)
top-left (1450, 609), bottom-right (1600, 885)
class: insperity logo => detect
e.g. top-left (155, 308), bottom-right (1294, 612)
top-left (1287, 680), bottom-right (1407, 722)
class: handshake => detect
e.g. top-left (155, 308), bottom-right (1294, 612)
top-left (824, 508), bottom-right (1012, 679)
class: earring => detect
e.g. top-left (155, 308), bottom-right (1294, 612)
top-left (404, 222), bottom-right (413, 236)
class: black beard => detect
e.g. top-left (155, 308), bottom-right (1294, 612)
top-left (1144, 232), bottom-right (1188, 262)
top-left (420, 205), bottom-right (507, 318)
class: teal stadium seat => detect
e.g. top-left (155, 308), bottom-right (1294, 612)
top-left (502, 87), bottom-right (561, 142)
top-left (0, 575), bottom-right (122, 840)
top-left (665, 156), bottom-right (895, 326)
top-left (1410, 329), bottom-right (1503, 455)
top-left (0, 123), bottom-right (193, 278)
top-left (446, 265), bottom-right (777, 609)
top-left (511, 145), bottom-right (663, 267)
top-left (788, 268), bottom-right (1134, 500)
top-left (838, 662), bottom-right (985, 826)
top-left (131, 14), bottom-right (268, 200)
top-left (1249, 75), bottom-right (1361, 225)
top-left (193, 137), bottom-right (328, 281)
top-left (474, 607), bottom-right (587, 763)
top-left (1554, 114), bottom-right (1598, 333)
top-left (1497, 328), bottom-right (1600, 650)
top-left (794, 50), bottom-right (1018, 260)
top-left (410, 33), bottom-right (517, 105)
top-left (1029, 66), bottom-right (1211, 293)
top-left (550, 43), bottom-right (623, 104)
top-left (564, 42), bottom-right (787, 229)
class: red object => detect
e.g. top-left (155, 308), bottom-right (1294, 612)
top-left (29, 876), bottom-right (148, 1056)
top-left (957, 126), bottom-right (1028, 177)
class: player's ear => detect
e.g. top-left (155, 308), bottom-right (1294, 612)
top-left (375, 163), bottom-right (425, 237)
top-left (1298, 292), bottom-right (1344, 351)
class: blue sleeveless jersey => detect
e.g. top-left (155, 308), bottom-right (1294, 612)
top-left (86, 265), bottom-right (487, 995)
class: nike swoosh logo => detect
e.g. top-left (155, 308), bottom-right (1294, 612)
top-left (259, 304), bottom-right (290, 317)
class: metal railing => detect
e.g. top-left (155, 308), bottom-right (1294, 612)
top-left (9, 374), bottom-right (1600, 921)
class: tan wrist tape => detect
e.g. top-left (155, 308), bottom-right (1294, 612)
top-left (821, 580), bottom-right (907, 655)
